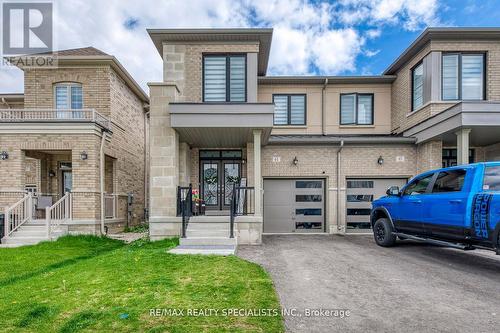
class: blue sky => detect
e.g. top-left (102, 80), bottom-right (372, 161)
top-left (1, 0), bottom-right (500, 93)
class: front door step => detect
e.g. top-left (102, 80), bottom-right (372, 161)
top-left (168, 245), bottom-right (236, 256)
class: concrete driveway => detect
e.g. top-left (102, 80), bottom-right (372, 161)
top-left (238, 235), bottom-right (500, 333)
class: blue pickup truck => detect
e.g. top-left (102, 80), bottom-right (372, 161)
top-left (371, 162), bottom-right (500, 254)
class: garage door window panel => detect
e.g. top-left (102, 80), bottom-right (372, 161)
top-left (296, 195), bottom-right (322, 202)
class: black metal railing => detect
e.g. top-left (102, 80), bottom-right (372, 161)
top-left (229, 186), bottom-right (255, 238)
top-left (177, 184), bottom-right (192, 238)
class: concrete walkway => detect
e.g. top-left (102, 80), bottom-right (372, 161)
top-left (238, 235), bottom-right (500, 333)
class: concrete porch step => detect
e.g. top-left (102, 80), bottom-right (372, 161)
top-left (180, 237), bottom-right (236, 246)
top-left (189, 216), bottom-right (230, 223)
top-left (2, 236), bottom-right (49, 245)
top-left (186, 230), bottom-right (231, 238)
top-left (168, 245), bottom-right (236, 256)
top-left (186, 222), bottom-right (230, 231)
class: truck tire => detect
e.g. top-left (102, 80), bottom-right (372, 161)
top-left (373, 218), bottom-right (396, 247)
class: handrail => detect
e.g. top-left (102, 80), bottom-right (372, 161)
top-left (4, 193), bottom-right (33, 237)
top-left (46, 192), bottom-right (71, 238)
top-left (178, 184), bottom-right (192, 238)
top-left (0, 109), bottom-right (111, 130)
top-left (229, 186), bottom-right (255, 238)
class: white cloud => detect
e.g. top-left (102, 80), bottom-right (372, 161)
top-left (312, 29), bottom-right (364, 73)
top-left (0, 0), bottom-right (444, 93)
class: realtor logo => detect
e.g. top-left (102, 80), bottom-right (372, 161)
top-left (2, 1), bottom-right (53, 55)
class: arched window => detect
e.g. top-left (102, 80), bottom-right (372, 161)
top-left (54, 83), bottom-right (83, 118)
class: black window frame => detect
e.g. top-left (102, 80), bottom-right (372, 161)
top-left (272, 93), bottom-right (307, 126)
top-left (202, 53), bottom-right (247, 103)
top-left (411, 61), bottom-right (424, 112)
top-left (339, 93), bottom-right (374, 125)
top-left (441, 52), bottom-right (486, 101)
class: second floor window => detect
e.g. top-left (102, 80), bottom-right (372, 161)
top-left (442, 53), bottom-right (485, 101)
top-left (272, 94), bottom-right (306, 125)
top-left (412, 62), bottom-right (424, 111)
top-left (340, 93), bottom-right (373, 125)
top-left (55, 83), bottom-right (83, 109)
top-left (203, 54), bottom-right (246, 102)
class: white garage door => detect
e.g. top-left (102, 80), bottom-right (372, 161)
top-left (346, 178), bottom-right (407, 233)
top-left (264, 179), bottom-right (325, 233)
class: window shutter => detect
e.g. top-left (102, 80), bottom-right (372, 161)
top-left (442, 54), bottom-right (459, 100)
top-left (204, 56), bottom-right (226, 102)
top-left (357, 95), bottom-right (373, 124)
top-left (290, 95), bottom-right (305, 125)
top-left (273, 95), bottom-right (288, 125)
top-left (340, 94), bottom-right (356, 124)
top-left (461, 54), bottom-right (483, 100)
top-left (229, 56), bottom-right (245, 102)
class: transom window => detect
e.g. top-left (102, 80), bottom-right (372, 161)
top-left (442, 53), bottom-right (485, 101)
top-left (340, 93), bottom-right (373, 125)
top-left (412, 62), bottom-right (424, 111)
top-left (272, 94), bottom-right (306, 125)
top-left (203, 54), bottom-right (246, 102)
top-left (55, 83), bottom-right (82, 109)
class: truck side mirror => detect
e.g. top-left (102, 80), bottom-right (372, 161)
top-left (386, 186), bottom-right (400, 196)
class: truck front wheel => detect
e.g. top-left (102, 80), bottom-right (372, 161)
top-left (373, 218), bottom-right (396, 247)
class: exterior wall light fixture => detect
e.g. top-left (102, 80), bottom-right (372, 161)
top-left (49, 170), bottom-right (56, 177)
top-left (377, 156), bottom-right (384, 165)
top-left (293, 156), bottom-right (299, 166)
top-left (0, 151), bottom-right (8, 160)
top-left (80, 151), bottom-right (88, 160)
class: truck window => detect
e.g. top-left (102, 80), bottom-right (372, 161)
top-left (432, 169), bottom-right (466, 193)
top-left (483, 166), bottom-right (500, 191)
top-left (403, 174), bottom-right (434, 196)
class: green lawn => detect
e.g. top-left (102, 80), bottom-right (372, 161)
top-left (0, 236), bottom-right (284, 333)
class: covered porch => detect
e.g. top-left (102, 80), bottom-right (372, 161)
top-left (148, 98), bottom-right (274, 244)
top-left (404, 102), bottom-right (500, 166)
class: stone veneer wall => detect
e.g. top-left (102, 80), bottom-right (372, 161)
top-left (163, 43), bottom-right (259, 102)
top-left (391, 40), bottom-right (500, 134)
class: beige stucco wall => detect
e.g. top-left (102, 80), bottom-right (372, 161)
top-left (391, 40), bottom-right (500, 133)
top-left (257, 83), bottom-right (392, 135)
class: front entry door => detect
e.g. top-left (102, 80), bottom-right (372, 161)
top-left (201, 160), bottom-right (240, 210)
top-left (61, 170), bottom-right (72, 196)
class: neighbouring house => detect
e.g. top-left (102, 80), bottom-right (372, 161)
top-left (146, 27), bottom-right (500, 249)
top-left (0, 47), bottom-right (149, 246)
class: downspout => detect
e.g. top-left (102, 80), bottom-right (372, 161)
top-left (100, 129), bottom-right (107, 235)
top-left (337, 140), bottom-right (344, 232)
top-left (144, 110), bottom-right (150, 220)
top-left (321, 78), bottom-right (328, 136)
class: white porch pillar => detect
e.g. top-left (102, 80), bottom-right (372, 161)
top-left (455, 128), bottom-right (471, 165)
top-left (253, 129), bottom-right (262, 216)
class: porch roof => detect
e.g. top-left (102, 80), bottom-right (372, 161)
top-left (403, 101), bottom-right (500, 145)
top-left (169, 102), bottom-right (274, 147)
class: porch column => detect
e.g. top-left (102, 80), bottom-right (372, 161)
top-left (253, 130), bottom-right (262, 216)
top-left (455, 128), bottom-right (471, 165)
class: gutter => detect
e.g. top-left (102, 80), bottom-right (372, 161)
top-left (322, 78), bottom-right (328, 135)
top-left (336, 140), bottom-right (344, 233)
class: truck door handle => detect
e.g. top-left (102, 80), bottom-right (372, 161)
top-left (411, 200), bottom-right (422, 204)
top-left (449, 199), bottom-right (462, 204)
